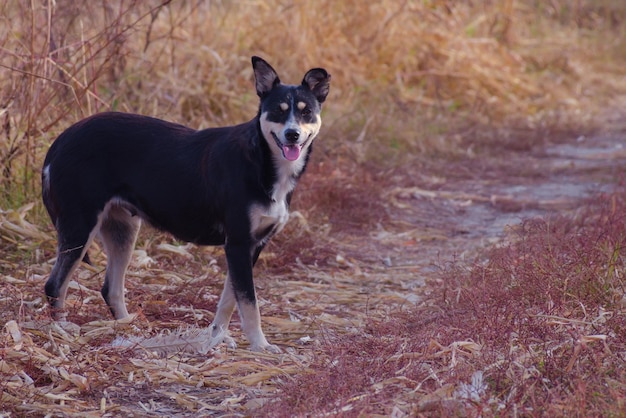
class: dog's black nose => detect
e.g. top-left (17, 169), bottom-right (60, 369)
top-left (284, 129), bottom-right (300, 143)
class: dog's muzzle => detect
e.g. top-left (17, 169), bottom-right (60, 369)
top-left (272, 131), bottom-right (303, 161)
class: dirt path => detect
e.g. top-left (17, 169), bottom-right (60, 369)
top-left (380, 121), bottom-right (626, 279)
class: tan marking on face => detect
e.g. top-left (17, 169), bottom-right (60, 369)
top-left (280, 102), bottom-right (289, 111)
top-left (297, 101), bottom-right (306, 110)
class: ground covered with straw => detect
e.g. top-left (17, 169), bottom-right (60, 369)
top-left (2, 1), bottom-right (626, 416)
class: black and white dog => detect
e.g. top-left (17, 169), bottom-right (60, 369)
top-left (42, 57), bottom-right (330, 353)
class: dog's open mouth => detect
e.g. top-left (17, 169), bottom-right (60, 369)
top-left (272, 132), bottom-right (302, 161)
top-left (282, 144), bottom-right (302, 161)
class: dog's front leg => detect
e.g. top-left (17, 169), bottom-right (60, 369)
top-left (225, 241), bottom-right (281, 353)
top-left (208, 273), bottom-right (238, 349)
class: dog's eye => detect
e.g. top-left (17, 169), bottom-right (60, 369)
top-left (301, 107), bottom-right (311, 116)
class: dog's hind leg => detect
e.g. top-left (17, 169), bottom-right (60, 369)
top-left (45, 214), bottom-right (100, 320)
top-left (98, 205), bottom-right (141, 320)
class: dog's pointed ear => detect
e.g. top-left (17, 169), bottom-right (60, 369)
top-left (252, 56), bottom-right (280, 97)
top-left (302, 68), bottom-right (331, 104)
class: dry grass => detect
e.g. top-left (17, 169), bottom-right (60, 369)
top-left (2, 0), bottom-right (626, 416)
top-left (0, 199), bottom-right (411, 416)
top-left (1, 0), bottom-right (625, 203)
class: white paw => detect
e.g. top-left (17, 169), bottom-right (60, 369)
top-left (52, 320), bottom-right (81, 336)
top-left (223, 334), bottom-right (237, 350)
top-left (51, 309), bottom-right (68, 322)
top-left (208, 323), bottom-right (237, 350)
top-left (250, 342), bottom-right (282, 354)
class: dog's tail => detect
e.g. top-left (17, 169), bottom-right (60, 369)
top-left (42, 163), bottom-right (91, 266)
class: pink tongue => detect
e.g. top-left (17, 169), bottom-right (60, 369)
top-left (282, 145), bottom-right (301, 161)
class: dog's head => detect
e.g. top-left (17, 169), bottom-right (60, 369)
top-left (253, 56), bottom-right (330, 163)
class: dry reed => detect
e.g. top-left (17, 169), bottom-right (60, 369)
top-left (1, 0), bottom-right (624, 202)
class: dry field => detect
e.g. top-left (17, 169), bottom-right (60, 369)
top-left (2, 1), bottom-right (626, 416)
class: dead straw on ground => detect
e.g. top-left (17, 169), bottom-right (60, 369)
top-left (1, 201), bottom-right (414, 415)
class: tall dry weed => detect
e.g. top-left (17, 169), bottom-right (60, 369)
top-left (1, 0), bottom-right (624, 204)
top-left (0, 1), bottom-right (169, 202)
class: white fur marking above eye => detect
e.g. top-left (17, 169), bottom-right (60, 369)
top-left (297, 101), bottom-right (306, 110)
top-left (280, 102), bottom-right (289, 111)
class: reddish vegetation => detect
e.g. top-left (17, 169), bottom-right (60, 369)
top-left (264, 186), bottom-right (626, 416)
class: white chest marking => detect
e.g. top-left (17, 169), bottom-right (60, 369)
top-left (253, 162), bottom-right (299, 240)
top-left (249, 199), bottom-right (289, 242)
